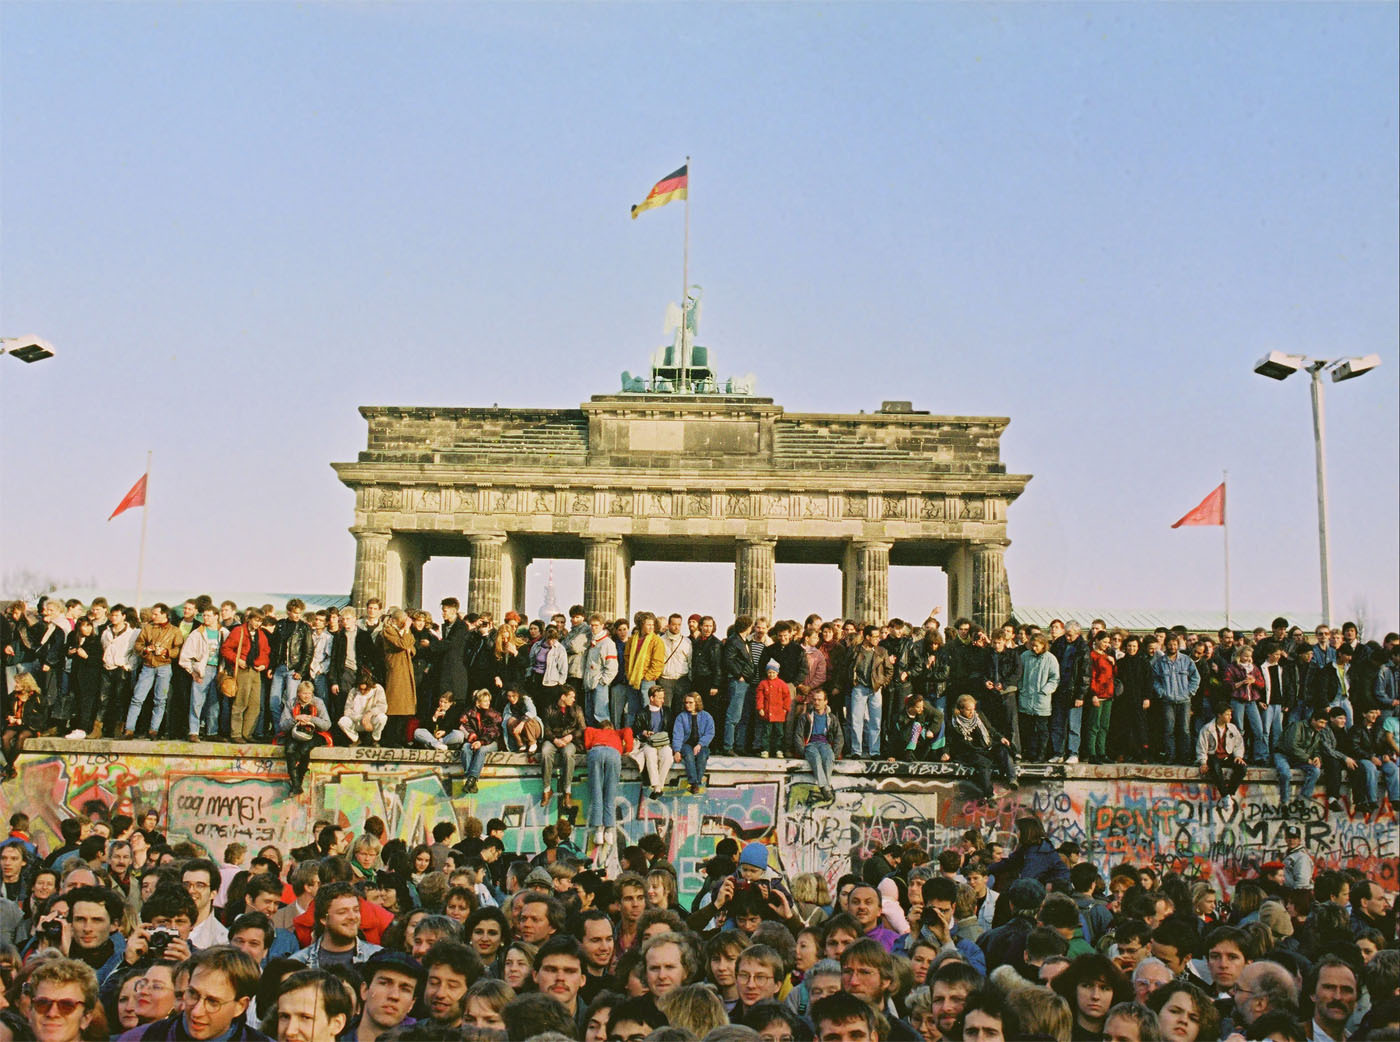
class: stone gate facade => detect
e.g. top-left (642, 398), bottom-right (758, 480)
top-left (333, 395), bottom-right (1030, 628)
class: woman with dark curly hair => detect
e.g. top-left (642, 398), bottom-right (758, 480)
top-left (1051, 953), bottom-right (1133, 1041)
top-left (1146, 980), bottom-right (1219, 1042)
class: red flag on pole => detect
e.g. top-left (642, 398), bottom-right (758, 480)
top-left (108, 474), bottom-right (148, 521)
top-left (1171, 482), bottom-right (1225, 528)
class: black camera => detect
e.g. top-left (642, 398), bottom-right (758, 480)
top-left (40, 920), bottom-right (63, 944)
top-left (148, 928), bottom-right (176, 955)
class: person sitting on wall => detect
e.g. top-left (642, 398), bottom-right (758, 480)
top-left (280, 680), bottom-right (332, 796)
top-left (1195, 702), bottom-right (1247, 813)
top-left (539, 685), bottom-right (586, 815)
top-left (945, 694), bottom-right (1018, 799)
top-left (671, 689), bottom-right (715, 796)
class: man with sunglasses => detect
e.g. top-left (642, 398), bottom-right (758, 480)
top-left (26, 957), bottom-right (99, 1042)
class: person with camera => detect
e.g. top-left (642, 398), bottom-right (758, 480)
top-left (120, 945), bottom-right (268, 1041)
top-left (120, 885), bottom-right (197, 972)
top-left (280, 680), bottom-right (332, 796)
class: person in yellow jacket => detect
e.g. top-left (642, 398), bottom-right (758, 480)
top-left (624, 613), bottom-right (667, 704)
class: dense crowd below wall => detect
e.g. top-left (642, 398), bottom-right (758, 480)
top-left (0, 770), bottom-right (1396, 1041)
top-left (3, 596), bottom-right (1399, 816)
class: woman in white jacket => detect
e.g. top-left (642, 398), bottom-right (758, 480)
top-left (339, 668), bottom-right (389, 746)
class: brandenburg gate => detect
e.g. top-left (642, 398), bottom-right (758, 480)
top-left (334, 394), bottom-right (1031, 630)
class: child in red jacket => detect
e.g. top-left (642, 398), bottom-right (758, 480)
top-left (754, 662), bottom-right (792, 758)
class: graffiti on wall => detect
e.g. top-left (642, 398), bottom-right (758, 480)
top-left (3, 746), bottom-right (1395, 899)
top-left (314, 756), bottom-right (780, 900)
top-left (781, 774), bottom-right (1399, 894)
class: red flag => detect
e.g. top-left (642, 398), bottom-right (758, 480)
top-left (1171, 482), bottom-right (1225, 528)
top-left (108, 474), bottom-right (147, 521)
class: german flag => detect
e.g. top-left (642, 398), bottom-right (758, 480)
top-left (630, 164), bottom-right (688, 219)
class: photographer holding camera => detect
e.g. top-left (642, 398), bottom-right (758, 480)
top-left (121, 884), bottom-right (196, 971)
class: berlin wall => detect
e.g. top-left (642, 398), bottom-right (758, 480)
top-left (3, 741), bottom-right (1394, 901)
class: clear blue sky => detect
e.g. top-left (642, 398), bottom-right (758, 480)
top-left (3, 2), bottom-right (1396, 632)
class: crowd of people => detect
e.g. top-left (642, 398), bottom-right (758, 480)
top-left (3, 596), bottom-right (1400, 816)
top-left (0, 799), bottom-right (1394, 1042)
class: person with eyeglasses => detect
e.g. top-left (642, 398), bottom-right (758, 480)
top-left (116, 944), bottom-right (269, 1040)
top-left (183, 857), bottom-right (228, 949)
top-left (26, 957), bottom-right (103, 1042)
top-left (128, 959), bottom-right (179, 1025)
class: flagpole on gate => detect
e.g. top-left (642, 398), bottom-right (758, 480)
top-left (1222, 470), bottom-right (1231, 629)
top-left (134, 451), bottom-right (151, 615)
top-left (680, 155), bottom-right (691, 391)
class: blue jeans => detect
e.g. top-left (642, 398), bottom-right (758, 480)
top-left (269, 666), bottom-right (299, 727)
top-left (1067, 703), bottom-right (1083, 757)
top-left (588, 746), bottom-right (621, 826)
top-left (1357, 759), bottom-right (1400, 804)
top-left (680, 744), bottom-right (709, 786)
top-left (1233, 699), bottom-right (1265, 762)
top-left (848, 686), bottom-right (881, 758)
top-left (461, 740), bottom-right (497, 779)
top-left (1259, 704), bottom-right (1283, 759)
top-left (189, 670), bottom-right (219, 737)
top-left (804, 742), bottom-right (835, 788)
top-left (724, 679), bottom-right (752, 753)
top-left (1273, 753), bottom-right (1320, 804)
top-left (126, 664), bottom-right (171, 733)
top-left (590, 684), bottom-right (611, 728)
top-left (1160, 701), bottom-right (1190, 764)
top-left (610, 683), bottom-right (640, 729)
top-left (312, 673), bottom-right (330, 706)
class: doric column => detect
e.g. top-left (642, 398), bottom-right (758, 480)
top-left (970, 542), bottom-right (1011, 633)
top-left (583, 537), bottom-right (624, 619)
top-left (467, 534), bottom-right (507, 618)
top-left (350, 529), bottom-right (390, 611)
top-left (734, 539), bottom-right (776, 621)
top-left (849, 540), bottom-right (892, 626)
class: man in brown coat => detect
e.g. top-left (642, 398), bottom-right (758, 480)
top-left (379, 608), bottom-right (416, 746)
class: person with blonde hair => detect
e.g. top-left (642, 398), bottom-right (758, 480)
top-left (791, 873), bottom-right (831, 928)
top-left (25, 956), bottom-right (104, 1042)
top-left (659, 982), bottom-right (728, 1038)
top-left (1005, 984), bottom-right (1073, 1042)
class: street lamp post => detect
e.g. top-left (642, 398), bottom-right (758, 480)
top-left (1254, 350), bottom-right (1382, 626)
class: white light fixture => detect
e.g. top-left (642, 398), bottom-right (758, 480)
top-left (0, 336), bottom-right (57, 363)
top-left (1252, 350), bottom-right (1306, 380)
top-left (1253, 348), bottom-right (1381, 626)
top-left (1330, 354), bottom-right (1382, 383)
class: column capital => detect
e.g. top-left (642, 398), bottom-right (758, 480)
top-left (468, 532), bottom-right (508, 547)
top-left (349, 526), bottom-right (391, 540)
top-left (850, 539), bottom-right (894, 552)
top-left (738, 536), bottom-right (777, 548)
top-left (970, 539), bottom-right (1010, 552)
top-left (583, 534), bottom-right (623, 546)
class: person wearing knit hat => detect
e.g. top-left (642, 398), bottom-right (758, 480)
top-left (1256, 900), bottom-right (1293, 938)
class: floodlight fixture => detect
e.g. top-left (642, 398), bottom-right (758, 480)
top-left (1329, 354), bottom-right (1381, 383)
top-left (1252, 351), bottom-right (1307, 381)
top-left (0, 336), bottom-right (57, 363)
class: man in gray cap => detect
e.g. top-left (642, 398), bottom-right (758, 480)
top-left (1282, 827), bottom-right (1314, 893)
